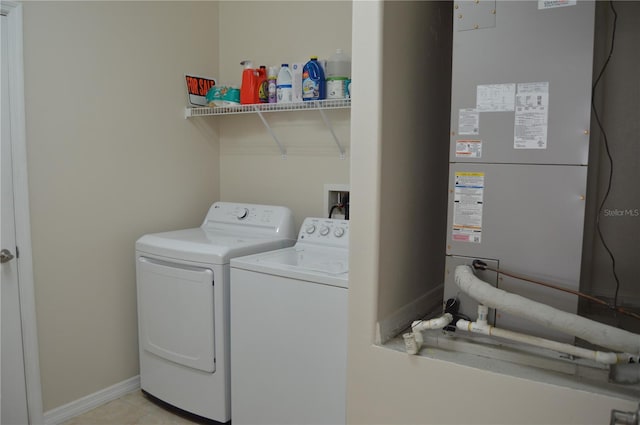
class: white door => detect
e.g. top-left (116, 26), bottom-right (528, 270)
top-left (1, 13), bottom-right (30, 425)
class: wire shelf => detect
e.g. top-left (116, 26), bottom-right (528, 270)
top-left (185, 99), bottom-right (351, 118)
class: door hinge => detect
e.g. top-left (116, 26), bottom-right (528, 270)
top-left (16, 246), bottom-right (20, 259)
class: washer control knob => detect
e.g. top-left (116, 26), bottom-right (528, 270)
top-left (319, 226), bottom-right (330, 236)
top-left (237, 208), bottom-right (249, 220)
top-left (333, 227), bottom-right (345, 238)
top-left (305, 224), bottom-right (316, 234)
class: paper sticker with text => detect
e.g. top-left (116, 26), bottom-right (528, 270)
top-left (456, 140), bottom-right (482, 159)
top-left (476, 84), bottom-right (516, 112)
top-left (539, 0), bottom-right (576, 10)
top-left (458, 108), bottom-right (479, 135)
top-left (514, 82), bottom-right (549, 149)
top-left (452, 172), bottom-right (484, 243)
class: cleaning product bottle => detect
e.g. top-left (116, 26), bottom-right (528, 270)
top-left (326, 49), bottom-right (351, 99)
top-left (267, 66), bottom-right (279, 104)
top-left (276, 64), bottom-right (293, 104)
top-left (240, 60), bottom-right (259, 104)
top-left (258, 65), bottom-right (268, 103)
top-left (302, 56), bottom-right (326, 101)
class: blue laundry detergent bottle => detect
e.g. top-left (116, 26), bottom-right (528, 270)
top-left (302, 56), bottom-right (325, 101)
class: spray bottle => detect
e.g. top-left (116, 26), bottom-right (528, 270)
top-left (267, 66), bottom-right (279, 104)
top-left (258, 65), bottom-right (268, 103)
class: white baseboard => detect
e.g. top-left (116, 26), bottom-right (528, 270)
top-left (376, 284), bottom-right (443, 345)
top-left (43, 375), bottom-right (140, 425)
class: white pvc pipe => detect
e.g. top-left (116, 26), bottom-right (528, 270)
top-left (404, 314), bottom-right (454, 355)
top-left (456, 318), bottom-right (619, 364)
top-left (403, 332), bottom-right (421, 355)
top-left (411, 313), bottom-right (453, 332)
top-left (455, 265), bottom-right (640, 355)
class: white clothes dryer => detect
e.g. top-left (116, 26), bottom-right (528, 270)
top-left (230, 217), bottom-right (349, 425)
top-left (135, 202), bottom-right (295, 423)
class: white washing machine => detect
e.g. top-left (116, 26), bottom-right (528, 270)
top-left (135, 202), bottom-right (295, 423)
top-left (230, 217), bottom-right (349, 425)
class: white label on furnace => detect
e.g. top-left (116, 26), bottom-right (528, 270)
top-left (514, 82), bottom-right (549, 149)
top-left (458, 108), bottom-right (479, 135)
top-left (476, 84), bottom-right (516, 112)
top-left (538, 0), bottom-right (576, 10)
top-left (452, 172), bottom-right (484, 244)
top-left (455, 140), bottom-right (482, 158)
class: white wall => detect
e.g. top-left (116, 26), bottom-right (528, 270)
top-left (347, 2), bottom-right (638, 424)
top-left (217, 1), bottom-right (352, 227)
top-left (22, 1), bottom-right (220, 411)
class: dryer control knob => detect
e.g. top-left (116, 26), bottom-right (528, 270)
top-left (319, 226), bottom-right (330, 236)
top-left (333, 227), bottom-right (345, 238)
top-left (305, 224), bottom-right (316, 234)
top-left (237, 208), bottom-right (250, 220)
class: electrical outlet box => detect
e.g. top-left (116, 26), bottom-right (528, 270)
top-left (324, 184), bottom-right (350, 220)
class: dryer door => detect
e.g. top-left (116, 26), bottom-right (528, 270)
top-left (137, 256), bottom-right (215, 373)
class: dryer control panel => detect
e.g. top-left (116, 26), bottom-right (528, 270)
top-left (201, 202), bottom-right (296, 239)
top-left (298, 218), bottom-right (349, 249)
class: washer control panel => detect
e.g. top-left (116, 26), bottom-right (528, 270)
top-left (298, 218), bottom-right (349, 248)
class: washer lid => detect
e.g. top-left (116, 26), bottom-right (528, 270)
top-left (231, 245), bottom-right (349, 288)
top-left (136, 228), bottom-right (294, 265)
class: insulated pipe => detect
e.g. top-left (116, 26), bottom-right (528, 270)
top-left (455, 265), bottom-right (640, 354)
top-left (456, 317), bottom-right (620, 365)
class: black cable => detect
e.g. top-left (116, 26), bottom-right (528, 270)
top-left (342, 194), bottom-right (350, 220)
top-left (591, 1), bottom-right (621, 309)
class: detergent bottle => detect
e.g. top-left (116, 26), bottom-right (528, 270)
top-left (302, 56), bottom-right (325, 101)
top-left (240, 60), bottom-right (259, 104)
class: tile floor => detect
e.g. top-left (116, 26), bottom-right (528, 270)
top-left (60, 390), bottom-right (214, 425)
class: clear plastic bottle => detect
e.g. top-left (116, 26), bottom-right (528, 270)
top-left (276, 64), bottom-right (293, 104)
top-left (326, 49), bottom-right (351, 100)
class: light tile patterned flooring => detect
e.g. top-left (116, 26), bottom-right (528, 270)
top-left (61, 390), bottom-right (213, 425)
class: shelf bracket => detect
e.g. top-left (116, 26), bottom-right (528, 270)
top-left (253, 105), bottom-right (287, 159)
top-left (317, 104), bottom-right (346, 160)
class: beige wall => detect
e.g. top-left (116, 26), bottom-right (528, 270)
top-left (23, 0), bottom-right (351, 412)
top-left (23, 1), bottom-right (220, 411)
top-left (22, 0), bottom-right (637, 419)
top-left (376, 0), bottom-right (451, 331)
top-left (347, 1), bottom-right (637, 424)
top-left (217, 1), bottom-right (352, 227)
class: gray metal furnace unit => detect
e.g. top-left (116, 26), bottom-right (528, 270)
top-left (444, 0), bottom-right (596, 342)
